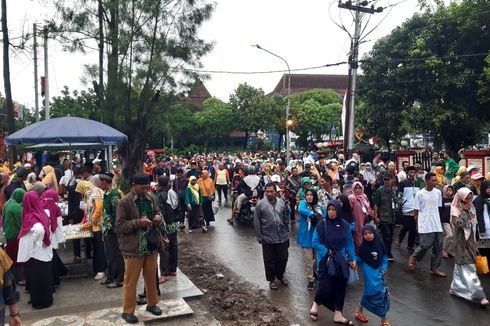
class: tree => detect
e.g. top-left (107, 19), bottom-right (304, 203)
top-left (289, 89), bottom-right (342, 146)
top-left (54, 0), bottom-right (214, 178)
top-left (358, 0), bottom-right (490, 151)
top-left (1, 0), bottom-right (16, 164)
top-left (50, 86), bottom-right (100, 120)
top-left (195, 97), bottom-right (234, 148)
top-left (229, 83), bottom-right (271, 147)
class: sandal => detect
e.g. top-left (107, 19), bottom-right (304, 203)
top-left (355, 312), bottom-right (369, 323)
top-left (381, 321), bottom-right (391, 326)
top-left (269, 281), bottom-right (278, 290)
top-left (227, 218), bottom-right (234, 225)
top-left (159, 276), bottom-right (169, 284)
top-left (74, 256), bottom-right (82, 263)
top-left (334, 319), bottom-right (354, 325)
top-left (309, 311), bottom-right (318, 321)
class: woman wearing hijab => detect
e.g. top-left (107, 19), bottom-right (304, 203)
top-left (298, 189), bottom-right (325, 290)
top-left (474, 180), bottom-right (490, 269)
top-left (0, 173), bottom-right (10, 215)
top-left (354, 224), bottom-right (390, 325)
top-left (197, 170), bottom-right (216, 226)
top-left (309, 200), bottom-right (356, 325)
top-left (16, 191), bottom-right (53, 309)
top-left (449, 188), bottom-right (489, 306)
top-left (42, 189), bottom-right (67, 286)
top-left (348, 182), bottom-right (374, 249)
top-left (75, 180), bottom-right (107, 281)
top-left (185, 176), bottom-right (206, 232)
top-left (2, 189), bottom-right (25, 283)
top-left (337, 194), bottom-right (355, 231)
top-left (434, 166), bottom-right (446, 189)
top-left (362, 163), bottom-right (377, 198)
top-left (41, 165), bottom-right (59, 194)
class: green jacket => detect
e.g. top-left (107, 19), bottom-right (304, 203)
top-left (185, 187), bottom-right (202, 207)
top-left (102, 188), bottom-right (121, 235)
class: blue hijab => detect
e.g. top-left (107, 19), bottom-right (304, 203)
top-left (358, 224), bottom-right (387, 268)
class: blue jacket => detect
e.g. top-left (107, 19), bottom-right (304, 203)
top-left (356, 254), bottom-right (389, 295)
top-left (312, 224), bottom-right (356, 272)
top-left (297, 200), bottom-right (325, 248)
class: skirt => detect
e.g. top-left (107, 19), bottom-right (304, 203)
top-left (315, 274), bottom-right (348, 312)
top-left (450, 264), bottom-right (486, 302)
top-left (26, 258), bottom-right (54, 309)
top-left (361, 289), bottom-right (390, 318)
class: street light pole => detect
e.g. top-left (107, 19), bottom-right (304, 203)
top-left (253, 44), bottom-right (291, 166)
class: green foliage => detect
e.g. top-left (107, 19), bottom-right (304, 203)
top-left (229, 83), bottom-right (272, 134)
top-left (195, 97), bottom-right (234, 142)
top-left (50, 86), bottom-right (100, 120)
top-left (358, 0), bottom-right (490, 151)
top-left (290, 89), bottom-right (342, 142)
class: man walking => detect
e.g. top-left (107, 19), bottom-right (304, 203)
top-left (253, 183), bottom-right (290, 290)
top-left (99, 172), bottom-right (124, 288)
top-left (116, 173), bottom-right (163, 323)
top-left (373, 173), bottom-right (396, 261)
top-left (395, 166), bottom-right (423, 251)
top-left (408, 172), bottom-right (446, 277)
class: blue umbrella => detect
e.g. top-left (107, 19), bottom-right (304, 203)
top-left (5, 117), bottom-right (127, 145)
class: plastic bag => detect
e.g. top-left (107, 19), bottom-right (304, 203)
top-left (348, 268), bottom-right (359, 284)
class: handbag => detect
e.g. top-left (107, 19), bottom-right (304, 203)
top-left (476, 250), bottom-right (489, 275)
top-left (327, 255), bottom-right (337, 277)
top-left (146, 227), bottom-right (162, 251)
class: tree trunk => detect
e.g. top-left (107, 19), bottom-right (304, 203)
top-left (120, 128), bottom-right (146, 179)
top-left (2, 0), bottom-right (16, 167)
top-left (97, 0), bottom-right (104, 116)
top-left (104, 1), bottom-right (119, 127)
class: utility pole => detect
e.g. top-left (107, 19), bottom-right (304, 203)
top-left (339, 0), bottom-right (383, 156)
top-left (33, 24), bottom-right (39, 122)
top-left (43, 27), bottom-right (50, 120)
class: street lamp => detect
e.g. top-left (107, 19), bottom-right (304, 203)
top-left (252, 44), bottom-right (291, 166)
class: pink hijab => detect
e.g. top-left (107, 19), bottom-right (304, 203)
top-left (41, 189), bottom-right (62, 232)
top-left (351, 181), bottom-right (371, 208)
top-left (18, 191), bottom-right (51, 246)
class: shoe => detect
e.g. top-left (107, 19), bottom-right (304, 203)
top-left (188, 229), bottom-right (193, 233)
top-left (480, 298), bottom-right (489, 306)
top-left (394, 239), bottom-right (401, 247)
top-left (100, 280), bottom-right (111, 285)
top-left (106, 282), bottom-right (123, 288)
top-left (280, 277), bottom-right (289, 286)
top-left (430, 271), bottom-right (447, 277)
top-left (179, 224), bottom-right (186, 230)
top-left (138, 292), bottom-right (146, 298)
top-left (202, 226), bottom-right (208, 233)
top-left (307, 281), bottom-right (315, 290)
top-left (94, 272), bottom-right (106, 281)
top-left (146, 305), bottom-right (162, 316)
top-left (136, 296), bottom-right (147, 305)
top-left (407, 256), bottom-right (416, 271)
top-left (17, 280), bottom-right (26, 286)
top-left (159, 276), bottom-right (169, 284)
top-left (387, 255), bottom-right (395, 262)
top-left (227, 218), bottom-right (234, 225)
top-left (121, 313), bottom-right (138, 324)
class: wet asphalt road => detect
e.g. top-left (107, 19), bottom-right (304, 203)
top-left (182, 200), bottom-right (490, 326)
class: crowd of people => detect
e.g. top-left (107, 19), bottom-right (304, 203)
top-left (0, 147), bottom-right (488, 324)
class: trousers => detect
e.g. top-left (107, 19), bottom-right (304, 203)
top-left (413, 232), bottom-right (443, 272)
top-left (261, 240), bottom-right (289, 282)
top-left (123, 253), bottom-right (159, 314)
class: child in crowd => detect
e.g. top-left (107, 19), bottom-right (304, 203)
top-left (355, 224), bottom-right (391, 326)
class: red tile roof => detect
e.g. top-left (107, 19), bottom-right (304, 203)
top-left (269, 74), bottom-right (348, 96)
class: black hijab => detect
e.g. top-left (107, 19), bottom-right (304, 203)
top-left (316, 200), bottom-right (348, 251)
top-left (358, 224), bottom-right (387, 268)
top-left (337, 194), bottom-right (354, 224)
top-left (480, 180), bottom-right (490, 199)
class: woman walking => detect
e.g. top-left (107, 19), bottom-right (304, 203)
top-left (441, 186), bottom-right (455, 258)
top-left (197, 170), bottom-right (216, 226)
top-left (2, 189), bottom-right (25, 283)
top-left (309, 200), bottom-right (356, 325)
top-left (449, 188), bottom-right (489, 306)
top-left (185, 176), bottom-right (206, 232)
top-left (349, 182), bottom-right (374, 249)
top-left (215, 164), bottom-right (230, 204)
top-left (17, 191), bottom-right (53, 309)
top-left (298, 189), bottom-right (325, 290)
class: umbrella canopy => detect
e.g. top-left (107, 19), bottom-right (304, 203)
top-left (5, 117), bottom-right (127, 145)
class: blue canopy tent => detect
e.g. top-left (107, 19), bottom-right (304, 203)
top-left (5, 117), bottom-right (127, 170)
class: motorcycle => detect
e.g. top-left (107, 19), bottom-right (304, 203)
top-left (236, 195), bottom-right (258, 225)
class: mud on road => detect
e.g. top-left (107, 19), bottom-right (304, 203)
top-left (178, 237), bottom-right (291, 326)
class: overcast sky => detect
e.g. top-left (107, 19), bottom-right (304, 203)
top-left (1, 0), bottom-right (431, 108)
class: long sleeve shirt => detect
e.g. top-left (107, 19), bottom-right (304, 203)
top-left (254, 197), bottom-right (290, 244)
